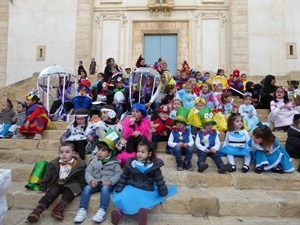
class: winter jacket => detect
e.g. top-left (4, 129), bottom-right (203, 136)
top-left (115, 158), bottom-right (168, 197)
top-left (85, 156), bottom-right (122, 186)
top-left (286, 125), bottom-right (300, 158)
top-left (39, 157), bottom-right (86, 195)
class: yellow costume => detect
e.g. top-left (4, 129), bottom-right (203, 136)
top-left (213, 75), bottom-right (228, 89)
top-left (187, 97), bottom-right (206, 129)
top-left (212, 111), bottom-right (227, 132)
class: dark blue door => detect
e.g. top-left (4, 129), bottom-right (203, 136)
top-left (144, 34), bottom-right (178, 74)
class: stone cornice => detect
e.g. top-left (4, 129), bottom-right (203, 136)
top-left (94, 6), bottom-right (229, 12)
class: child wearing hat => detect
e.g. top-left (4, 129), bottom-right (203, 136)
top-left (72, 79), bottom-right (92, 110)
top-left (74, 129), bottom-right (123, 223)
top-left (27, 142), bottom-right (86, 223)
top-left (14, 91), bottom-right (50, 140)
top-left (187, 97), bottom-right (206, 137)
top-left (195, 108), bottom-right (232, 173)
top-left (152, 104), bottom-right (173, 152)
top-left (122, 103), bottom-right (151, 151)
top-left (286, 114), bottom-right (300, 172)
top-left (168, 107), bottom-right (194, 171)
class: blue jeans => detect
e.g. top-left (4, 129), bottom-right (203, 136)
top-left (197, 150), bottom-right (224, 169)
top-left (79, 183), bottom-right (112, 211)
top-left (173, 145), bottom-right (193, 164)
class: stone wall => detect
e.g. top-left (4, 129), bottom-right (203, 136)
top-left (0, 0), bottom-right (9, 88)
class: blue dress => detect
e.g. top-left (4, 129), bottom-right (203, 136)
top-left (219, 130), bottom-right (251, 156)
top-left (247, 139), bottom-right (294, 172)
top-left (112, 161), bottom-right (177, 215)
top-left (238, 104), bottom-right (260, 132)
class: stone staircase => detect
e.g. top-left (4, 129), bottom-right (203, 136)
top-left (1, 108), bottom-right (300, 225)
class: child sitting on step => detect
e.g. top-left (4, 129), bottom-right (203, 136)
top-left (195, 108), bottom-right (232, 174)
top-left (27, 142), bottom-right (86, 223)
top-left (7, 100), bottom-right (27, 138)
top-left (0, 98), bottom-right (16, 138)
top-left (73, 129), bottom-right (122, 223)
top-left (286, 114), bottom-right (300, 172)
top-left (248, 122), bottom-right (295, 174)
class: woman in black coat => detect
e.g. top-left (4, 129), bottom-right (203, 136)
top-left (259, 74), bottom-right (277, 109)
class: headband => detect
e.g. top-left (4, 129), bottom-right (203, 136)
top-left (75, 114), bottom-right (89, 118)
top-left (101, 108), bottom-right (116, 119)
top-left (256, 121), bottom-right (269, 131)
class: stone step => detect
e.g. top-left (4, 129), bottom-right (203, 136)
top-left (5, 209), bottom-right (300, 225)
top-left (6, 182), bottom-right (300, 218)
top-left (2, 161), bottom-right (299, 190)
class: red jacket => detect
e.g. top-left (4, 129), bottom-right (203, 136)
top-left (152, 117), bottom-right (173, 136)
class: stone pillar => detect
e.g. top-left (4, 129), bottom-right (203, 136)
top-left (228, 0), bottom-right (249, 74)
top-left (74, 0), bottom-right (94, 74)
top-left (0, 0), bottom-right (9, 87)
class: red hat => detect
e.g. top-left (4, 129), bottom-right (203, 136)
top-left (158, 104), bottom-right (171, 113)
top-left (80, 79), bottom-right (91, 88)
top-left (232, 69), bottom-right (240, 78)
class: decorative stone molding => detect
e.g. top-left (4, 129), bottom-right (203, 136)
top-left (96, 12), bottom-right (128, 29)
top-left (194, 12), bottom-right (227, 28)
top-left (148, 0), bottom-right (174, 16)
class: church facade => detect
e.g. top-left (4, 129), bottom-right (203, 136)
top-left (0, 0), bottom-right (299, 87)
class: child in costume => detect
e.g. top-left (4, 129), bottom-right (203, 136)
top-left (169, 98), bottom-right (183, 120)
top-left (285, 114), bottom-right (300, 172)
top-left (247, 122), bottom-right (295, 174)
top-left (213, 69), bottom-right (228, 90)
top-left (227, 69), bottom-right (244, 96)
top-left (168, 107), bottom-right (194, 171)
top-left (0, 98), bottom-right (16, 138)
top-left (268, 86), bottom-right (298, 132)
top-left (111, 139), bottom-right (176, 225)
top-left (219, 113), bottom-right (251, 173)
top-left (7, 100), bottom-right (27, 138)
top-left (188, 78), bottom-right (201, 96)
top-left (195, 108), bottom-right (232, 173)
top-left (217, 91), bottom-right (238, 117)
top-left (14, 92), bottom-right (50, 140)
top-left (213, 82), bottom-right (223, 108)
top-left (241, 73), bottom-right (248, 90)
top-left (199, 83), bottom-right (214, 109)
top-left (160, 84), bottom-right (176, 106)
top-left (72, 79), bottom-right (92, 110)
top-left (115, 137), bottom-right (136, 167)
top-left (122, 103), bottom-right (151, 151)
top-left (152, 105), bottom-right (173, 153)
top-left (176, 71), bottom-right (189, 90)
top-left (176, 83), bottom-right (198, 109)
top-left (74, 129), bottom-right (123, 223)
top-left (142, 75), bottom-right (156, 108)
top-left (180, 60), bottom-right (190, 76)
top-left (187, 97), bottom-right (206, 137)
top-left (123, 67), bottom-right (131, 82)
top-left (27, 142), bottom-right (86, 223)
top-left (60, 108), bottom-right (96, 160)
top-left (238, 92), bottom-right (260, 132)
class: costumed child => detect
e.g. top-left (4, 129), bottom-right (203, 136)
top-left (123, 67), bottom-right (132, 82)
top-left (268, 86), bottom-right (298, 132)
top-left (241, 73), bottom-right (248, 90)
top-left (72, 79), bottom-right (92, 110)
top-left (74, 129), bottom-right (122, 223)
top-left (14, 91), bottom-right (50, 140)
top-left (27, 142), bottom-right (86, 223)
top-left (142, 75), bottom-right (156, 109)
top-left (213, 82), bottom-right (223, 108)
top-left (0, 98), bottom-right (16, 138)
top-left (227, 69), bottom-right (244, 96)
top-left (213, 69), bottom-right (228, 90)
top-left (188, 78), bottom-right (201, 96)
top-left (151, 104), bottom-right (173, 153)
top-left (180, 60), bottom-right (190, 77)
top-left (199, 83), bottom-right (214, 109)
top-left (7, 100), bottom-right (27, 138)
top-left (122, 103), bottom-right (151, 150)
top-left (285, 114), bottom-right (300, 172)
top-left (217, 91), bottom-right (238, 117)
top-left (176, 71), bottom-right (189, 90)
top-left (219, 113), bottom-right (251, 173)
top-left (160, 84), bottom-right (176, 106)
top-left (175, 83), bottom-right (198, 109)
top-left (136, 55), bottom-right (147, 68)
top-left (115, 137), bottom-right (136, 168)
top-left (195, 108), bottom-right (232, 173)
top-left (113, 77), bottom-right (126, 119)
top-left (187, 97), bottom-right (206, 137)
top-left (111, 139), bottom-right (177, 225)
top-left (60, 108), bottom-right (96, 160)
top-left (238, 92), bottom-right (260, 132)
top-left (247, 122), bottom-right (295, 174)
top-left (194, 71), bottom-right (203, 86)
top-left (168, 107), bottom-right (194, 171)
top-left (169, 98), bottom-right (183, 120)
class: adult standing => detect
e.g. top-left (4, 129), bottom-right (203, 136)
top-left (89, 58), bottom-right (97, 75)
top-left (104, 58), bottom-right (115, 82)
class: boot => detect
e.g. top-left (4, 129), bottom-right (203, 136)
top-left (136, 208), bottom-right (147, 225)
top-left (27, 205), bottom-right (44, 223)
top-left (52, 201), bottom-right (66, 220)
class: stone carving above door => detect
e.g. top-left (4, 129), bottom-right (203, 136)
top-left (148, 0), bottom-right (174, 17)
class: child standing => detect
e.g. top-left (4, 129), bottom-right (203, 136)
top-left (219, 113), bottom-right (251, 172)
top-left (7, 101), bottom-right (27, 138)
top-left (73, 129), bottom-right (123, 223)
top-left (195, 108), bottom-right (232, 173)
top-left (122, 103), bottom-right (151, 150)
top-left (60, 108), bottom-right (96, 160)
top-left (168, 107), bottom-right (194, 171)
top-left (268, 86), bottom-right (298, 132)
top-left (0, 98), bottom-right (15, 138)
top-left (285, 114), bottom-right (300, 172)
top-left (111, 139), bottom-right (176, 225)
top-left (238, 93), bottom-right (260, 132)
top-left (247, 122), bottom-right (295, 173)
top-left (27, 143), bottom-right (86, 223)
top-left (14, 92), bottom-right (50, 140)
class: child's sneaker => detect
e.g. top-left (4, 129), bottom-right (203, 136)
top-left (111, 208), bottom-right (122, 225)
top-left (27, 206), bottom-right (44, 223)
top-left (33, 134), bottom-right (42, 140)
top-left (12, 133), bottom-right (26, 139)
top-left (136, 208), bottom-right (147, 225)
top-left (92, 208), bottom-right (106, 223)
top-left (74, 208), bottom-right (87, 223)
